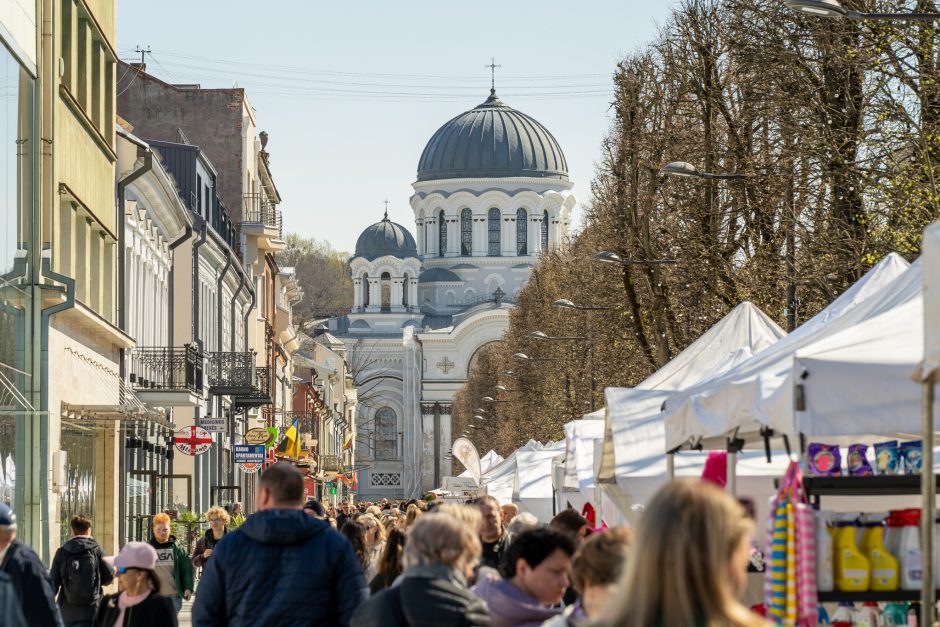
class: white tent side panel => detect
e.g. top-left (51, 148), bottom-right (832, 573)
top-left (925, 221), bottom-right (940, 380)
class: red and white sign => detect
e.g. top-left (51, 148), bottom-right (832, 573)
top-left (239, 463), bottom-right (261, 474)
top-left (174, 426), bottom-right (213, 456)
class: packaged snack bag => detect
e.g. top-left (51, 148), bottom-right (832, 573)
top-left (808, 443), bottom-right (841, 476)
top-left (847, 444), bottom-right (873, 476)
top-left (900, 440), bottom-right (923, 475)
top-left (874, 441), bottom-right (900, 475)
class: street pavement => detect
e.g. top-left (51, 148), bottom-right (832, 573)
top-left (179, 597), bottom-right (195, 626)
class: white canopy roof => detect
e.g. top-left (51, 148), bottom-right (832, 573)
top-left (598, 301), bottom-right (786, 492)
top-left (925, 221), bottom-right (940, 381)
top-left (662, 253), bottom-right (911, 451)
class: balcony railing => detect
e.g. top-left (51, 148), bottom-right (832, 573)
top-left (284, 411), bottom-right (319, 443)
top-left (233, 366), bottom-right (273, 408)
top-left (242, 193), bottom-right (282, 237)
top-left (129, 345), bottom-right (203, 395)
top-left (207, 351), bottom-right (255, 395)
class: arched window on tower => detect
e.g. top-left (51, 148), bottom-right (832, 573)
top-left (362, 273), bottom-right (370, 309)
top-left (460, 208), bottom-right (472, 256)
top-left (516, 208), bottom-right (528, 255)
top-left (403, 272), bottom-right (410, 308)
top-left (380, 272), bottom-right (391, 312)
top-left (488, 208), bottom-right (501, 256)
top-left (438, 209), bottom-right (447, 256)
top-left (541, 210), bottom-right (549, 251)
top-left (375, 407), bottom-right (397, 460)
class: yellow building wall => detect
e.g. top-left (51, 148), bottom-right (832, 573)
top-left (55, 103), bottom-right (115, 232)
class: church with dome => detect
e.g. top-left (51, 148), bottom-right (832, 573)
top-left (328, 89), bottom-right (576, 499)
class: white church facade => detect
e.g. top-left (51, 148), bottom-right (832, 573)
top-left (329, 89), bottom-right (576, 499)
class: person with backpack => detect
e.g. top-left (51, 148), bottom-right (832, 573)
top-left (51, 515), bottom-right (114, 627)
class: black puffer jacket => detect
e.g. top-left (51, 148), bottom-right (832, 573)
top-left (50, 536), bottom-right (114, 623)
top-left (1, 540), bottom-right (62, 626)
top-left (192, 508), bottom-right (368, 627)
top-left (351, 565), bottom-right (490, 627)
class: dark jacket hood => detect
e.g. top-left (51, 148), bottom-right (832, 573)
top-left (238, 508), bottom-right (328, 546)
top-left (61, 536), bottom-right (99, 554)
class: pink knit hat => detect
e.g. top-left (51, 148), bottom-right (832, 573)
top-left (113, 541), bottom-right (158, 571)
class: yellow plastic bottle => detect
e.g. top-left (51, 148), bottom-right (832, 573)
top-left (834, 521), bottom-right (871, 592)
top-left (863, 523), bottom-right (899, 591)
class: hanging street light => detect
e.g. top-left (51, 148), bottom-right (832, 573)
top-left (593, 251), bottom-right (677, 266)
top-left (784, 0), bottom-right (940, 20)
top-left (552, 299), bottom-right (609, 312)
top-left (660, 161), bottom-right (749, 181)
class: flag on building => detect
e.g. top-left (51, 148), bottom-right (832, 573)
top-left (342, 434), bottom-right (353, 450)
top-left (276, 418), bottom-right (301, 458)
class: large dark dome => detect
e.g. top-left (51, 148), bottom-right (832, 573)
top-left (354, 216), bottom-right (418, 260)
top-left (416, 91), bottom-right (568, 183)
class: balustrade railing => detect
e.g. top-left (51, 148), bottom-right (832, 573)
top-left (232, 366), bottom-right (273, 407)
top-left (207, 351), bottom-right (255, 395)
top-left (129, 345), bottom-right (203, 394)
top-left (242, 193), bottom-right (282, 237)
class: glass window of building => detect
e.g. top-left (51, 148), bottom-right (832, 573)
top-left (375, 408), bottom-right (397, 460)
top-left (488, 208), bottom-right (501, 256)
top-left (516, 208), bottom-right (527, 255)
top-left (541, 210), bottom-right (549, 251)
top-left (438, 210), bottom-right (447, 256)
top-left (460, 208), bottom-right (472, 256)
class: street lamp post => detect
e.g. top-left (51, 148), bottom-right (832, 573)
top-left (529, 330), bottom-right (597, 411)
top-left (551, 300), bottom-right (610, 413)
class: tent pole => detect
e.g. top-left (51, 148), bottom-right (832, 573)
top-left (922, 376), bottom-right (936, 627)
top-left (667, 452), bottom-right (675, 481)
top-left (727, 450), bottom-right (737, 496)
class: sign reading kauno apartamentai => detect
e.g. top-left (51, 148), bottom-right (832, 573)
top-left (244, 428), bottom-right (274, 446)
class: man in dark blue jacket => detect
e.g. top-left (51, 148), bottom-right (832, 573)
top-left (0, 503), bottom-right (63, 626)
top-left (192, 462), bottom-right (367, 627)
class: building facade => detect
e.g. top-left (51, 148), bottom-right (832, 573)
top-left (330, 90), bottom-right (575, 500)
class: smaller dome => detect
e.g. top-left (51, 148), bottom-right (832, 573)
top-left (354, 215), bottom-right (417, 260)
top-left (418, 268), bottom-right (463, 283)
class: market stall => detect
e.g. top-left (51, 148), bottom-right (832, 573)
top-left (597, 301), bottom-right (786, 514)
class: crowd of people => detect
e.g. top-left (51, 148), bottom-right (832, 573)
top-left (0, 462), bottom-right (767, 626)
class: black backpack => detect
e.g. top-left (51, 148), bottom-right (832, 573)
top-left (60, 547), bottom-right (98, 606)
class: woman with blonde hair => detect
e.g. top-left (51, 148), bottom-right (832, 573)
top-left (601, 480), bottom-right (767, 627)
top-left (359, 512), bottom-right (386, 580)
top-left (191, 506), bottom-right (230, 571)
top-left (404, 503), bottom-right (422, 528)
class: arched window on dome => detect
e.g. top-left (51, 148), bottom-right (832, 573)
top-left (516, 208), bottom-right (528, 255)
top-left (541, 210), bottom-right (549, 252)
top-left (403, 272), bottom-right (410, 308)
top-left (375, 407), bottom-right (397, 460)
top-left (438, 209), bottom-right (447, 256)
top-left (380, 272), bottom-right (391, 312)
top-left (362, 273), bottom-right (370, 309)
top-left (488, 208), bottom-right (501, 256)
top-left (460, 208), bottom-right (472, 256)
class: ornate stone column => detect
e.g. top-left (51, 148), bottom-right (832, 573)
top-left (415, 218), bottom-right (425, 256)
top-left (473, 211), bottom-right (487, 256)
top-left (408, 278), bottom-right (418, 311)
top-left (501, 210), bottom-right (516, 257)
top-left (391, 278), bottom-right (405, 312)
top-left (352, 277), bottom-right (362, 310)
top-left (366, 278), bottom-right (381, 312)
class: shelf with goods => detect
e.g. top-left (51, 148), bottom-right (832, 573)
top-left (817, 590), bottom-right (928, 603)
top-left (803, 474), bottom-right (936, 503)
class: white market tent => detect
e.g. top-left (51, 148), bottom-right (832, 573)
top-left (478, 440), bottom-right (565, 523)
top-left (662, 253), bottom-right (911, 452)
top-left (597, 301), bottom-right (786, 518)
top-left (458, 450), bottom-right (504, 480)
top-left (556, 415), bottom-right (605, 513)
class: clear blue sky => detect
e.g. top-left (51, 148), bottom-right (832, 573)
top-left (117, 2), bottom-right (676, 253)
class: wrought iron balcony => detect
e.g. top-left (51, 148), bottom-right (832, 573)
top-left (241, 193), bottom-right (282, 237)
top-left (284, 411), bottom-right (319, 443)
top-left (233, 366), bottom-right (273, 408)
top-left (207, 351), bottom-right (255, 395)
top-left (129, 345), bottom-right (204, 396)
